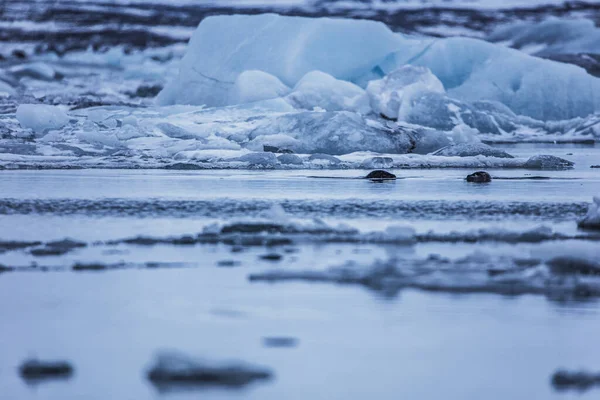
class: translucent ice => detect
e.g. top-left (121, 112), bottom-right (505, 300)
top-left (157, 14), bottom-right (403, 106)
top-left (16, 104), bottom-right (70, 135)
top-left (488, 18), bottom-right (600, 57)
top-left (382, 37), bottom-right (600, 120)
top-left (366, 65), bottom-right (445, 120)
top-left (286, 71), bottom-right (370, 113)
top-left (230, 70), bottom-right (290, 105)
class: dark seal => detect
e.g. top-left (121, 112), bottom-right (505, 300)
top-left (365, 170), bottom-right (396, 180)
top-left (466, 171), bottom-right (491, 183)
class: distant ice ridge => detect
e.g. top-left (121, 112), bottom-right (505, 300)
top-left (488, 18), bottom-right (600, 57)
top-left (159, 14), bottom-right (600, 121)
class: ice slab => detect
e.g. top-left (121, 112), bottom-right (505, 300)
top-left (157, 14), bottom-right (403, 107)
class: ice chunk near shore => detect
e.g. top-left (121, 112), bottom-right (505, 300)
top-left (157, 14), bottom-right (403, 106)
top-left (245, 111), bottom-right (416, 155)
top-left (16, 104), bottom-right (69, 135)
top-left (578, 197), bottom-right (600, 231)
top-left (286, 71), bottom-right (370, 113)
top-left (366, 65), bottom-right (445, 120)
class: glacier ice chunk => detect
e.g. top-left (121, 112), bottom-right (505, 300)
top-left (432, 143), bottom-right (514, 158)
top-left (488, 18), bottom-right (600, 57)
top-left (16, 104), bottom-right (70, 135)
top-left (366, 65), bottom-right (445, 120)
top-left (383, 36), bottom-right (600, 120)
top-left (230, 70), bottom-right (290, 105)
top-left (286, 71), bottom-right (370, 113)
top-left (157, 14), bottom-right (403, 106)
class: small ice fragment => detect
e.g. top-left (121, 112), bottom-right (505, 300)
top-left (524, 155), bottom-right (574, 170)
top-left (16, 104), bottom-right (69, 135)
top-left (432, 143), bottom-right (514, 158)
top-left (367, 65), bottom-right (445, 120)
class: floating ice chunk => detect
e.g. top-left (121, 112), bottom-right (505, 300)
top-left (523, 155), bottom-right (574, 170)
top-left (277, 154), bottom-right (303, 165)
top-left (286, 71), bottom-right (370, 113)
top-left (385, 37), bottom-right (600, 120)
top-left (247, 111), bottom-right (415, 155)
top-left (432, 143), bottom-right (514, 158)
top-left (236, 152), bottom-right (279, 167)
top-left (230, 70), bottom-right (290, 105)
top-left (16, 104), bottom-right (69, 135)
top-left (158, 14), bottom-right (403, 106)
top-left (578, 197), bottom-right (600, 231)
top-left (366, 65), bottom-right (445, 120)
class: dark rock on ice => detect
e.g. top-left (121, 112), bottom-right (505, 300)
top-left (466, 171), bottom-right (492, 183)
top-left (524, 155), bottom-right (574, 170)
top-left (260, 253), bottom-right (283, 261)
top-left (551, 370), bottom-right (600, 391)
top-left (277, 154), bottom-right (303, 165)
top-left (365, 170), bottom-right (396, 180)
top-left (19, 359), bottom-right (74, 380)
top-left (262, 337), bottom-right (298, 348)
top-left (432, 143), bottom-right (514, 158)
top-left (12, 49), bottom-right (27, 59)
top-left (146, 351), bottom-right (272, 388)
top-left (263, 145), bottom-right (294, 154)
top-left (133, 84), bottom-right (162, 98)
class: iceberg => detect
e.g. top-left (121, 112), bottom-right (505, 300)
top-left (381, 37), bottom-right (600, 120)
top-left (160, 14), bottom-right (600, 121)
top-left (157, 13), bottom-right (403, 107)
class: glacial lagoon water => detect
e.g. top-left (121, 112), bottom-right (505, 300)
top-left (0, 143), bottom-right (599, 399)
